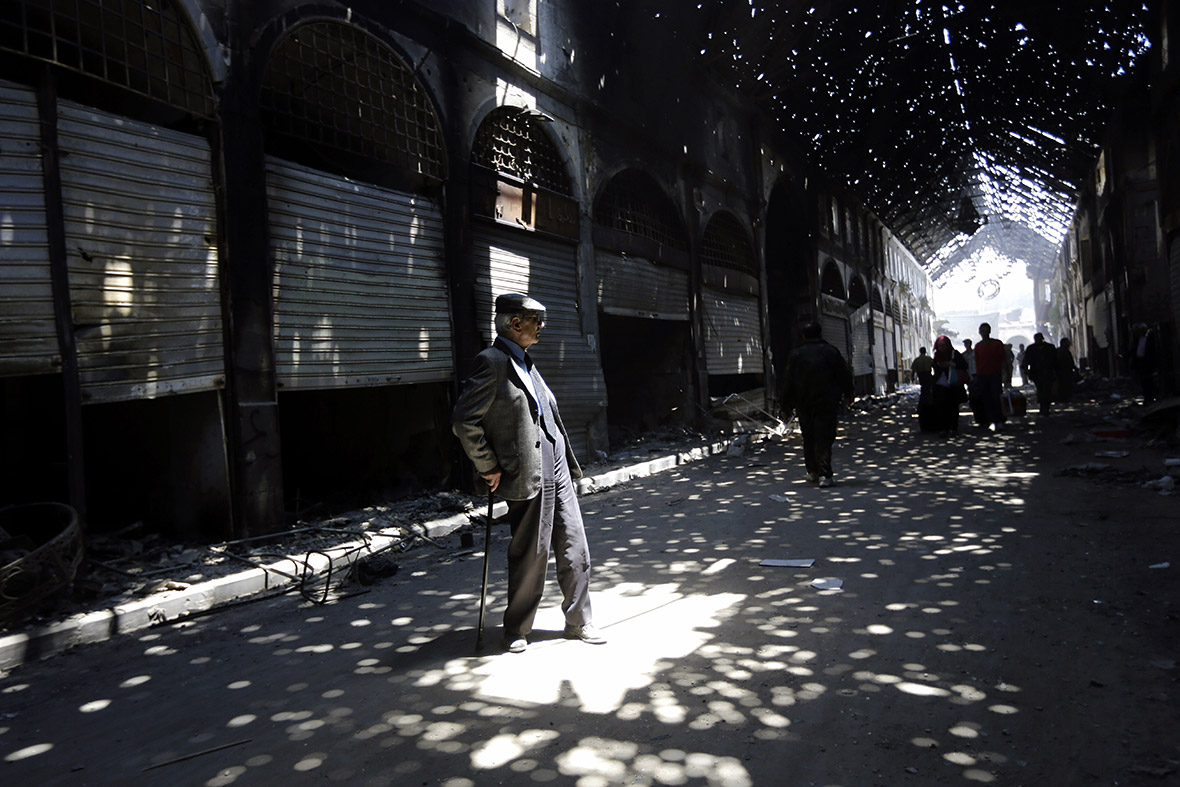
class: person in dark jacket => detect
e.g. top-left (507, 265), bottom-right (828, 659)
top-left (911, 347), bottom-right (937, 431)
top-left (778, 322), bottom-right (854, 487)
top-left (1055, 337), bottom-right (1080, 402)
top-left (1023, 332), bottom-right (1058, 415)
top-left (1129, 323), bottom-right (1161, 404)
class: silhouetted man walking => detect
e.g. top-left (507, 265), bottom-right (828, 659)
top-left (779, 322), bottom-right (854, 487)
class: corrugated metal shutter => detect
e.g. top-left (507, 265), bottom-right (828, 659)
top-left (1088, 294), bottom-right (1109, 348)
top-left (873, 312), bottom-right (888, 391)
top-left (850, 304), bottom-right (872, 376)
top-left (703, 284), bottom-right (762, 375)
top-left (821, 314), bottom-right (848, 361)
top-left (57, 101), bottom-right (223, 403)
top-left (267, 159), bottom-right (452, 389)
top-left (821, 297), bottom-right (849, 361)
top-left (887, 316), bottom-right (898, 371)
top-left (0, 81), bottom-right (57, 377)
top-left (595, 251), bottom-right (689, 320)
top-left (473, 225), bottom-right (605, 459)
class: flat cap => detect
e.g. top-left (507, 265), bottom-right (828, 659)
top-left (495, 292), bottom-right (546, 315)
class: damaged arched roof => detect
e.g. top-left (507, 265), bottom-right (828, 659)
top-left (636, 1), bottom-right (1152, 280)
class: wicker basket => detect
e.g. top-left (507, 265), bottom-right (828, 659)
top-left (0, 502), bottom-right (83, 626)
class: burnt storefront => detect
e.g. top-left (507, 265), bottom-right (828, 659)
top-left (592, 170), bottom-right (695, 443)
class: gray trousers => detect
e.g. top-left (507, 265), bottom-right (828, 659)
top-left (502, 427), bottom-right (593, 639)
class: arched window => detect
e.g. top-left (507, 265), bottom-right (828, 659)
top-left (701, 212), bottom-right (756, 276)
top-left (847, 276), bottom-right (868, 309)
top-left (594, 170), bottom-right (686, 250)
top-left (820, 262), bottom-right (845, 299)
top-left (473, 107), bottom-right (571, 196)
top-left (261, 21), bottom-right (445, 183)
top-left (1, 0), bottom-right (214, 119)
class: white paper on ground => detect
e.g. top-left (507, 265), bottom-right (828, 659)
top-left (760, 559), bottom-right (816, 567)
top-left (812, 577), bottom-right (843, 590)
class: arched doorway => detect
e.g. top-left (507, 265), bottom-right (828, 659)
top-left (701, 211), bottom-right (764, 401)
top-left (469, 106), bottom-right (604, 459)
top-left (260, 18), bottom-right (453, 506)
top-left (593, 169), bottom-right (694, 443)
top-left (819, 261), bottom-right (850, 362)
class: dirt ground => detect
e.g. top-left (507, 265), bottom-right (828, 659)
top-left (1, 380), bottom-right (1178, 786)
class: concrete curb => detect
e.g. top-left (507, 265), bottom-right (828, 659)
top-left (0, 434), bottom-right (766, 672)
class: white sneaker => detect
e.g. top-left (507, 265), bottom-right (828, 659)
top-left (818, 476), bottom-right (833, 488)
top-left (806, 472), bottom-right (819, 483)
top-left (564, 623), bottom-right (607, 644)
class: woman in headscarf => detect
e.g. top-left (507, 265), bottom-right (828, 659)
top-left (929, 335), bottom-right (970, 435)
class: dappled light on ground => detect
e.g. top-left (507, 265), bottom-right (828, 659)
top-left (1, 389), bottom-right (1176, 785)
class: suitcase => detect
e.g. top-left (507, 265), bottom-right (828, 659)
top-left (1001, 389), bottom-right (1027, 416)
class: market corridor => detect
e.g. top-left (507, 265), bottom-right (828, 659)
top-left (2, 387), bottom-right (1177, 786)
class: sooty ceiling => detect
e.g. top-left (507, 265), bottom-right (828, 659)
top-left (630, 1), bottom-right (1153, 280)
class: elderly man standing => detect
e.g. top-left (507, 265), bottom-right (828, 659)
top-left (452, 293), bottom-right (605, 653)
top-left (778, 321), bottom-right (854, 488)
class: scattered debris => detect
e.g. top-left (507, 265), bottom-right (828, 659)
top-left (349, 554), bottom-right (400, 585)
top-left (727, 435), bottom-right (751, 456)
top-left (1129, 764), bottom-right (1177, 779)
top-left (1149, 562), bottom-right (1171, 570)
top-left (1094, 450), bottom-right (1129, 458)
top-left (769, 494), bottom-right (790, 502)
top-left (1090, 427), bottom-right (1131, 439)
top-left (1143, 476), bottom-right (1176, 492)
top-left (761, 559), bottom-right (815, 567)
top-left (147, 579), bottom-right (190, 594)
top-left (1059, 464), bottom-right (1163, 487)
top-left (1064, 463), bottom-right (1111, 473)
top-left (143, 739), bottom-right (252, 772)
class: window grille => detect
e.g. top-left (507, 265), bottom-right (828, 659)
top-left (594, 171), bottom-right (686, 249)
top-left (821, 264), bottom-right (845, 298)
top-left (701, 212), bottom-right (755, 275)
top-left (261, 21), bottom-right (445, 182)
top-left (472, 107), bottom-right (571, 196)
top-left (870, 287), bottom-right (884, 312)
top-left (0, 0), bottom-right (214, 118)
top-left (847, 277), bottom-right (868, 308)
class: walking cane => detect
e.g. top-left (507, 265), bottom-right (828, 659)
top-left (476, 484), bottom-right (494, 652)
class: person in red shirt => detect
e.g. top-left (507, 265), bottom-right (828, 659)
top-left (973, 322), bottom-right (1007, 431)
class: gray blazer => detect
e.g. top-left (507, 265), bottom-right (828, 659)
top-left (452, 338), bottom-right (582, 501)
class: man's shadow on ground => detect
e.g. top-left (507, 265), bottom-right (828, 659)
top-left (379, 626), bottom-right (570, 670)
